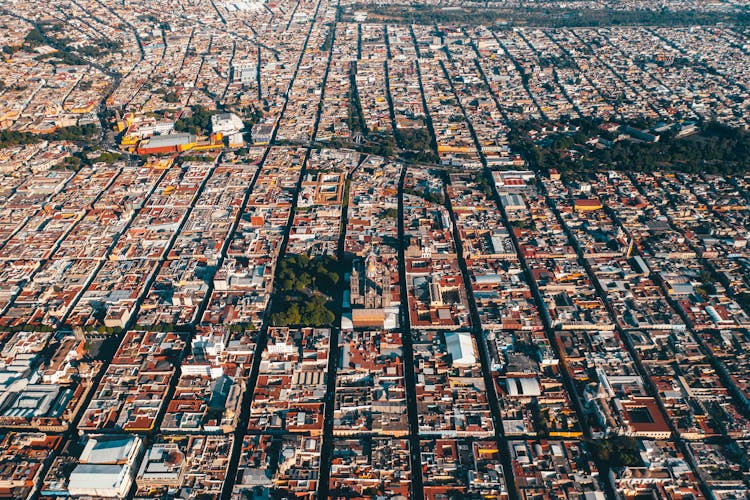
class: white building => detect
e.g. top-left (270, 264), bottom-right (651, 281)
top-left (68, 434), bottom-right (143, 498)
top-left (232, 62), bottom-right (257, 85)
top-left (445, 331), bottom-right (477, 367)
top-left (211, 112), bottom-right (244, 135)
top-left (68, 464), bottom-right (134, 498)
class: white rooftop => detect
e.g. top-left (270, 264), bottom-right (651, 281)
top-left (445, 331), bottom-right (477, 367)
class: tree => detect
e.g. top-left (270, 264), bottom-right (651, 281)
top-left (174, 105), bottom-right (214, 135)
top-left (271, 304), bottom-right (301, 326)
top-left (271, 254), bottom-right (340, 326)
top-left (163, 91), bottom-right (179, 103)
top-left (63, 156), bottom-right (81, 170)
top-left (24, 28), bottom-right (45, 48)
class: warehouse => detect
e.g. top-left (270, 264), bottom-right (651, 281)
top-left (136, 133), bottom-right (195, 155)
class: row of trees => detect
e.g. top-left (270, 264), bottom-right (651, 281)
top-left (62, 149), bottom-right (125, 171)
top-left (0, 124), bottom-right (97, 150)
top-left (345, 3), bottom-right (750, 27)
top-left (0, 130), bottom-right (41, 149)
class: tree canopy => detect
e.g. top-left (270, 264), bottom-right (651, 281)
top-left (510, 119), bottom-right (750, 176)
top-left (270, 254), bottom-right (341, 327)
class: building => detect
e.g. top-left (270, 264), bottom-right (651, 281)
top-left (251, 123), bottom-right (274, 145)
top-left (211, 113), bottom-right (244, 135)
top-left (445, 331), bottom-right (477, 367)
top-left (232, 62), bottom-right (257, 85)
top-left (574, 198), bottom-right (603, 212)
top-left (67, 434), bottom-right (143, 498)
top-left (136, 133), bottom-right (195, 155)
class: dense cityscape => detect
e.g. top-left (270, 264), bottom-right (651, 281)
top-left (0, 0), bottom-right (749, 498)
